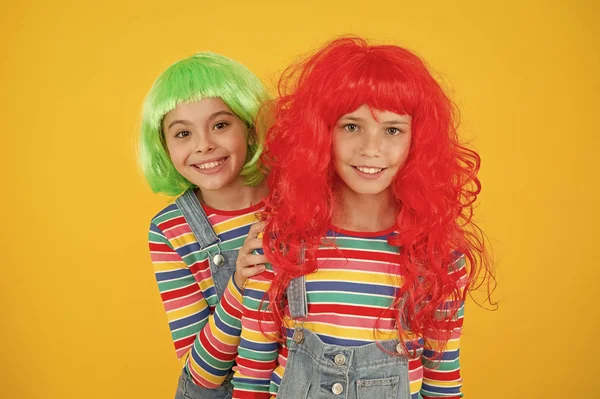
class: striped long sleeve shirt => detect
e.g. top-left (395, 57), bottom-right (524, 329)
top-left (148, 200), bottom-right (264, 388)
top-left (232, 227), bottom-right (467, 399)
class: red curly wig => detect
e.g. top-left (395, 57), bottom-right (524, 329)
top-left (261, 36), bottom-right (493, 348)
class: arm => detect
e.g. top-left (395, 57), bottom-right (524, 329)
top-left (420, 255), bottom-right (468, 399)
top-left (149, 222), bottom-right (245, 388)
top-left (232, 266), bottom-right (280, 399)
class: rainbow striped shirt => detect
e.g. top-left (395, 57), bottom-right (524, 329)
top-left (232, 227), bottom-right (467, 399)
top-left (148, 199), bottom-right (264, 388)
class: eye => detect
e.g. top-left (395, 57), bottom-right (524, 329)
top-left (174, 130), bottom-right (191, 138)
top-left (386, 127), bottom-right (402, 136)
top-left (343, 124), bottom-right (359, 132)
top-left (214, 121), bottom-right (230, 130)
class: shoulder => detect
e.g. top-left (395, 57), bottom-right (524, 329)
top-left (147, 198), bottom-right (196, 247)
top-left (149, 199), bottom-right (184, 231)
top-left (448, 251), bottom-right (468, 289)
top-left (449, 251), bottom-right (466, 271)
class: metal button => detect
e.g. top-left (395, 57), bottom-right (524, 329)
top-left (213, 254), bottom-right (225, 266)
top-left (396, 343), bottom-right (405, 355)
top-left (293, 329), bottom-right (304, 344)
top-left (334, 353), bottom-right (346, 366)
top-left (332, 383), bottom-right (343, 395)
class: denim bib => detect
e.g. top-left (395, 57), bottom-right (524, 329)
top-left (279, 252), bottom-right (413, 399)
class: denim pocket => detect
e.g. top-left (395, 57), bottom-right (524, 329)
top-left (174, 368), bottom-right (233, 399)
top-left (357, 376), bottom-right (402, 399)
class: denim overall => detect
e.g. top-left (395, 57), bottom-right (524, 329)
top-left (278, 272), bottom-right (415, 398)
top-left (173, 189), bottom-right (236, 399)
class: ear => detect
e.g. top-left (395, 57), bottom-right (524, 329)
top-left (247, 127), bottom-right (256, 146)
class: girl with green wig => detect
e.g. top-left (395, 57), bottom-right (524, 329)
top-left (139, 52), bottom-right (270, 399)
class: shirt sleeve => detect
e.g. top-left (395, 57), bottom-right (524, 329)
top-left (149, 222), bottom-right (245, 388)
top-left (232, 265), bottom-right (280, 399)
top-left (420, 254), bottom-right (468, 399)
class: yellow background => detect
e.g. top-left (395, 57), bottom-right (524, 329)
top-left (1, 0), bottom-right (598, 398)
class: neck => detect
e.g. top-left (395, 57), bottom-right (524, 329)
top-left (196, 178), bottom-right (268, 211)
top-left (332, 186), bottom-right (397, 232)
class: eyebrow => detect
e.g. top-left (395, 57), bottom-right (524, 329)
top-left (382, 120), bottom-right (410, 125)
top-left (340, 116), bottom-right (366, 123)
top-left (166, 110), bottom-right (236, 130)
top-left (167, 119), bottom-right (191, 129)
top-left (209, 110), bottom-right (236, 120)
top-left (340, 116), bottom-right (410, 125)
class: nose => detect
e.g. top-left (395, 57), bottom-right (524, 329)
top-left (194, 131), bottom-right (215, 153)
top-left (359, 131), bottom-right (382, 157)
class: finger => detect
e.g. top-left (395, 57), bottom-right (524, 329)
top-left (241, 237), bottom-right (264, 252)
top-left (238, 254), bottom-right (268, 269)
top-left (247, 221), bottom-right (266, 238)
top-left (240, 264), bottom-right (266, 278)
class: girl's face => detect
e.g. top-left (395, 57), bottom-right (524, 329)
top-left (163, 98), bottom-right (249, 193)
top-left (332, 104), bottom-right (412, 199)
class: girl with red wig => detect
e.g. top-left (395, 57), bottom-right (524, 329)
top-left (232, 37), bottom-right (493, 399)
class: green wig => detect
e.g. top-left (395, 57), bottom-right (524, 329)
top-left (139, 52), bottom-right (270, 196)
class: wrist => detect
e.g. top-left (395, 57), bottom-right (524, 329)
top-left (232, 272), bottom-right (245, 292)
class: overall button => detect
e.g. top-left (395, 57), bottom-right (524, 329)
top-left (293, 329), bottom-right (304, 344)
top-left (213, 254), bottom-right (225, 266)
top-left (334, 353), bottom-right (346, 366)
top-left (396, 343), bottom-right (405, 354)
top-left (332, 383), bottom-right (344, 395)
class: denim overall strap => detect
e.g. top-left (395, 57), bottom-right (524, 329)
top-left (287, 275), bottom-right (307, 319)
top-left (175, 189), bottom-right (235, 299)
top-left (172, 190), bottom-right (236, 399)
top-left (287, 245), bottom-right (307, 319)
top-left (175, 189), bottom-right (220, 249)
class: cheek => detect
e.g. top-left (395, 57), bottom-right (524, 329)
top-left (398, 147), bottom-right (410, 166)
top-left (165, 144), bottom-right (188, 168)
top-left (330, 142), bottom-right (343, 172)
top-left (166, 146), bottom-right (181, 162)
top-left (332, 136), bottom-right (350, 161)
top-left (232, 139), bottom-right (248, 161)
top-left (228, 132), bottom-right (249, 157)
top-left (389, 140), bottom-right (411, 167)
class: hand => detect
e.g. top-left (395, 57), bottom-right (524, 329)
top-left (234, 221), bottom-right (267, 289)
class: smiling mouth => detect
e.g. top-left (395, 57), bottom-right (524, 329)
top-left (353, 166), bottom-right (385, 174)
top-left (193, 157), bottom-right (227, 170)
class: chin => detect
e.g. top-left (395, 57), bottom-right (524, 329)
top-left (356, 189), bottom-right (387, 196)
top-left (347, 183), bottom-right (393, 197)
top-left (197, 182), bottom-right (229, 191)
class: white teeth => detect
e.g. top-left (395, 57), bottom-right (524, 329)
top-left (196, 159), bottom-right (225, 170)
top-left (356, 166), bottom-right (382, 174)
